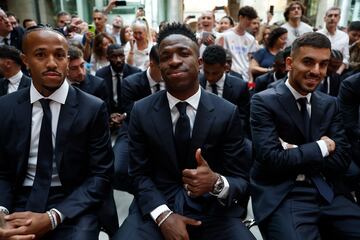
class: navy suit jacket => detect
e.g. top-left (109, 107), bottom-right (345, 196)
top-left (250, 82), bottom-right (351, 223)
top-left (10, 27), bottom-right (24, 52)
top-left (75, 74), bottom-right (110, 112)
top-left (0, 74), bottom-right (31, 96)
top-left (95, 64), bottom-right (141, 113)
top-left (317, 73), bottom-right (342, 97)
top-left (199, 74), bottom-right (250, 138)
top-left (121, 70), bottom-right (152, 118)
top-left (338, 72), bottom-right (360, 165)
top-left (128, 89), bottom-right (250, 218)
top-left (254, 72), bottom-right (276, 93)
top-left (0, 86), bottom-right (114, 218)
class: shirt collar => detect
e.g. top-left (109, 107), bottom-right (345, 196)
top-left (30, 79), bottom-right (69, 104)
top-left (208, 73), bottom-right (225, 87)
top-left (146, 68), bottom-right (163, 87)
top-left (167, 85), bottom-right (201, 111)
top-left (285, 79), bottom-right (311, 103)
top-left (8, 70), bottom-right (23, 84)
top-left (0, 33), bottom-right (11, 41)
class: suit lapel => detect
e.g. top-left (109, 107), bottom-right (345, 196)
top-left (189, 90), bottom-right (215, 168)
top-left (222, 75), bottom-right (232, 99)
top-left (54, 87), bottom-right (79, 169)
top-left (18, 75), bottom-right (31, 90)
top-left (14, 89), bottom-right (32, 169)
top-left (151, 92), bottom-right (179, 170)
top-left (276, 83), bottom-right (307, 138)
top-left (141, 71), bottom-right (152, 95)
top-left (310, 91), bottom-right (325, 141)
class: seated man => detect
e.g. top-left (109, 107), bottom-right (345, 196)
top-left (114, 23), bottom-right (255, 240)
top-left (0, 45), bottom-right (31, 96)
top-left (0, 26), bottom-right (113, 239)
top-left (200, 44), bottom-right (251, 139)
top-left (251, 32), bottom-right (360, 239)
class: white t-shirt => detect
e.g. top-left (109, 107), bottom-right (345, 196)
top-left (217, 29), bottom-right (257, 81)
top-left (317, 28), bottom-right (350, 66)
top-left (124, 41), bottom-right (153, 71)
top-left (281, 21), bottom-right (313, 47)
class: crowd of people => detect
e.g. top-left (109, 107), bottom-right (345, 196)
top-left (0, 0), bottom-right (360, 239)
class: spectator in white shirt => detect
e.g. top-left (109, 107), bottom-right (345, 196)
top-left (317, 7), bottom-right (349, 74)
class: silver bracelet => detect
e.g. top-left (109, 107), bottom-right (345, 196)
top-left (46, 211), bottom-right (56, 230)
top-left (157, 211), bottom-right (173, 227)
top-left (49, 210), bottom-right (58, 227)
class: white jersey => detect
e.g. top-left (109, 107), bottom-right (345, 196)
top-left (281, 21), bottom-right (313, 47)
top-left (217, 29), bottom-right (257, 81)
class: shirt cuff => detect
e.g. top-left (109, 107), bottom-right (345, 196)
top-left (150, 204), bottom-right (170, 222)
top-left (317, 140), bottom-right (329, 157)
top-left (51, 208), bottom-right (65, 223)
top-left (0, 206), bottom-right (9, 215)
top-left (217, 175), bottom-right (230, 199)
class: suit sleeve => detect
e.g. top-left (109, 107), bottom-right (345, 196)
top-left (55, 102), bottom-right (114, 218)
top-left (121, 77), bottom-right (137, 118)
top-left (236, 81), bottom-right (251, 138)
top-left (251, 93), bottom-right (325, 175)
top-left (217, 106), bottom-right (250, 207)
top-left (127, 102), bottom-right (167, 216)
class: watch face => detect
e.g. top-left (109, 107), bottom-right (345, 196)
top-left (213, 175), bottom-right (224, 194)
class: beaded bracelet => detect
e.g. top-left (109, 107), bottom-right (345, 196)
top-left (157, 211), bottom-right (173, 227)
top-left (46, 211), bottom-right (56, 230)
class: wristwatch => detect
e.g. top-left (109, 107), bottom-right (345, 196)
top-left (212, 174), bottom-right (224, 195)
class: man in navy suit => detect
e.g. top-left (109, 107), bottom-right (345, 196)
top-left (96, 44), bottom-right (140, 133)
top-left (113, 45), bottom-right (164, 192)
top-left (200, 45), bottom-right (250, 138)
top-left (0, 27), bottom-right (113, 239)
top-left (0, 45), bottom-right (30, 96)
top-left (96, 43), bottom-right (141, 114)
top-left (114, 22), bottom-right (254, 240)
top-left (251, 32), bottom-right (360, 239)
top-left (67, 45), bottom-right (110, 108)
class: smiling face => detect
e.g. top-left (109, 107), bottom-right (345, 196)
top-left (159, 34), bottom-right (200, 100)
top-left (21, 30), bottom-right (69, 97)
top-left (200, 11), bottom-right (215, 32)
top-left (287, 46), bottom-right (330, 95)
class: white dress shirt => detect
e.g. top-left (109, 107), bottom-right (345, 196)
top-left (0, 33), bottom-right (11, 46)
top-left (146, 68), bottom-right (165, 94)
top-left (205, 73), bottom-right (225, 97)
top-left (285, 80), bottom-right (329, 157)
top-left (24, 80), bottom-right (69, 187)
top-left (150, 87), bottom-right (230, 222)
top-left (6, 70), bottom-right (22, 94)
top-left (110, 66), bottom-right (122, 104)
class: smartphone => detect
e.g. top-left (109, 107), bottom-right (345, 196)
top-left (88, 24), bottom-right (95, 34)
top-left (115, 0), bottom-right (126, 6)
top-left (187, 15), bottom-right (196, 19)
top-left (214, 6), bottom-right (225, 10)
top-left (269, 5), bottom-right (274, 15)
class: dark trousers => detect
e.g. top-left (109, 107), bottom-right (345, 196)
top-left (113, 133), bottom-right (133, 193)
top-left (113, 203), bottom-right (256, 240)
top-left (259, 184), bottom-right (360, 240)
top-left (15, 187), bottom-right (100, 239)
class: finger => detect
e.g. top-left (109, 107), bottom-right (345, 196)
top-left (4, 212), bottom-right (29, 221)
top-left (182, 216), bottom-right (201, 226)
top-left (182, 169), bottom-right (196, 178)
top-left (7, 219), bottom-right (32, 227)
top-left (9, 234), bottom-right (35, 240)
top-left (195, 148), bottom-right (208, 167)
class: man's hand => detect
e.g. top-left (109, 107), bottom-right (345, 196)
top-left (109, 112), bottom-right (127, 130)
top-left (84, 31), bottom-right (94, 44)
top-left (0, 213), bottom-right (34, 240)
top-left (158, 212), bottom-right (201, 240)
top-left (182, 148), bottom-right (218, 197)
top-left (321, 136), bottom-right (336, 154)
top-left (4, 212), bottom-right (52, 239)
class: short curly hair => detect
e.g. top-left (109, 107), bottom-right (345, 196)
top-left (157, 22), bottom-right (197, 46)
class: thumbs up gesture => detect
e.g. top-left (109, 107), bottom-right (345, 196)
top-left (182, 148), bottom-right (218, 197)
